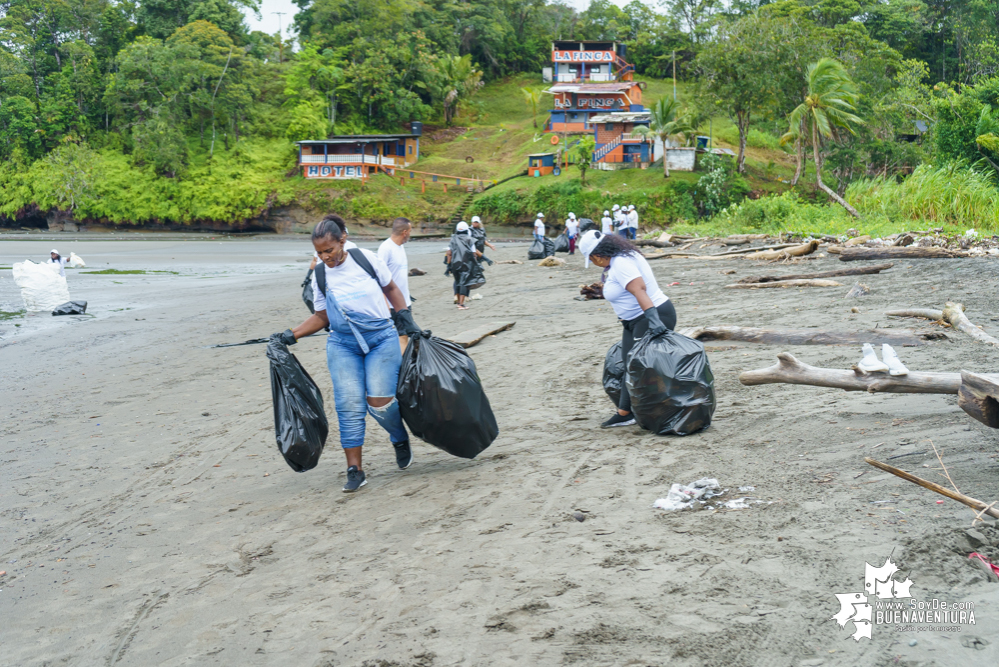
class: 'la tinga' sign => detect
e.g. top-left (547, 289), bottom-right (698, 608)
top-left (305, 165), bottom-right (364, 179)
top-left (554, 97), bottom-right (622, 109)
top-left (552, 50), bottom-right (614, 62)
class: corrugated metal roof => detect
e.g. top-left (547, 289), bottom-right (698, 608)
top-left (295, 135), bottom-right (414, 144)
top-left (588, 112), bottom-right (650, 123)
top-left (545, 82), bottom-right (636, 94)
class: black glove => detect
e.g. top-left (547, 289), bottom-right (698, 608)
top-left (273, 329), bottom-right (297, 346)
top-left (643, 307), bottom-right (668, 338)
top-left (394, 308), bottom-right (423, 338)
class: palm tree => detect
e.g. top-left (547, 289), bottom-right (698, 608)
top-left (521, 87), bottom-right (543, 129)
top-left (634, 97), bottom-right (695, 178)
top-left (436, 55), bottom-right (483, 126)
top-left (568, 136), bottom-right (596, 185)
top-left (781, 58), bottom-right (864, 218)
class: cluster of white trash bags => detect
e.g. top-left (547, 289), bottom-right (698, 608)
top-left (11, 253), bottom-right (85, 312)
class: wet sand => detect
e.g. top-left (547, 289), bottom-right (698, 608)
top-left (2, 236), bottom-right (999, 666)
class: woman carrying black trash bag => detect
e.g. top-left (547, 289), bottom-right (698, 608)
top-left (445, 221), bottom-right (482, 310)
top-left (274, 214), bottom-right (424, 493)
top-left (577, 229), bottom-right (676, 428)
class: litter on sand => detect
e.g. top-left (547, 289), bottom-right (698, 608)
top-left (52, 300), bottom-right (88, 316)
top-left (12, 260), bottom-right (71, 311)
top-left (653, 478), bottom-right (767, 511)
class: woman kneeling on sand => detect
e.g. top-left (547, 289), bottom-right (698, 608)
top-left (578, 230), bottom-right (676, 429)
top-left (275, 215), bottom-right (423, 492)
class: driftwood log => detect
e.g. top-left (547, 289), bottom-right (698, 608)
top-left (445, 321), bottom-right (516, 349)
top-left (725, 279), bottom-right (842, 289)
top-left (839, 247), bottom-right (968, 261)
top-left (739, 352), bottom-right (962, 393)
top-left (737, 262), bottom-right (894, 284)
top-left (680, 326), bottom-right (947, 347)
top-left (745, 240), bottom-right (820, 261)
top-left (865, 458), bottom-right (999, 519)
top-left (635, 239), bottom-right (672, 248)
top-left (711, 242), bottom-right (799, 257)
top-left (959, 371), bottom-right (999, 428)
top-left (887, 302), bottom-right (999, 348)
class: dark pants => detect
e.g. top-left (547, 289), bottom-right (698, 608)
top-left (453, 278), bottom-right (470, 297)
top-left (618, 300), bottom-right (677, 414)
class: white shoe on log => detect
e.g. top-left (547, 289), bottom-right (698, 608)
top-left (858, 343), bottom-right (889, 373)
top-left (881, 344), bottom-right (909, 376)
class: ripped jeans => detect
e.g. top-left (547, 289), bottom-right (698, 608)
top-left (327, 326), bottom-right (409, 449)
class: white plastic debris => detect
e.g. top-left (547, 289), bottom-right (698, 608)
top-left (965, 228), bottom-right (979, 238)
top-left (653, 478), bottom-right (722, 511)
top-left (723, 498), bottom-right (753, 510)
top-left (12, 260), bottom-right (71, 312)
top-left (68, 252), bottom-right (86, 268)
top-left (738, 486), bottom-right (755, 492)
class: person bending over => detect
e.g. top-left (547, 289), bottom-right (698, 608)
top-left (277, 214), bottom-right (423, 493)
top-left (578, 230), bottom-right (676, 429)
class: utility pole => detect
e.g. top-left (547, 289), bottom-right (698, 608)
top-left (672, 50), bottom-right (676, 102)
top-left (273, 12), bottom-right (286, 63)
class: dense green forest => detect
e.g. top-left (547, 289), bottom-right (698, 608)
top-left (4, 0), bottom-right (999, 231)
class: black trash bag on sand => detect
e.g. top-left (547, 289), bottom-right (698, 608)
top-left (553, 233), bottom-right (570, 253)
top-left (396, 335), bottom-right (498, 459)
top-left (578, 218), bottom-right (597, 233)
top-left (527, 236), bottom-right (556, 260)
top-left (449, 234), bottom-right (485, 290)
top-left (603, 341), bottom-right (625, 406)
top-left (625, 331), bottom-right (716, 436)
top-left (301, 268), bottom-right (315, 314)
top-left (266, 336), bottom-right (328, 472)
top-left (52, 300), bottom-right (87, 315)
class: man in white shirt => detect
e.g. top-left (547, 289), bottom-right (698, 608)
top-left (612, 205), bottom-right (625, 236)
top-left (564, 212), bottom-right (579, 254)
top-left (533, 213), bottom-right (545, 240)
top-left (625, 205), bottom-right (639, 240)
top-left (378, 217), bottom-right (413, 350)
top-left (48, 249), bottom-right (70, 277)
top-left (601, 210), bottom-right (613, 234)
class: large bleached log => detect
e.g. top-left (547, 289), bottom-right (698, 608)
top-left (942, 302), bottom-right (999, 348)
top-left (711, 242), bottom-right (799, 256)
top-left (680, 326), bottom-right (947, 346)
top-left (634, 239), bottom-right (672, 248)
top-left (745, 240), bottom-right (820, 261)
top-left (886, 308), bottom-right (945, 321)
top-left (959, 371), bottom-right (999, 428)
top-left (738, 262), bottom-right (894, 284)
top-left (839, 246), bottom-right (967, 261)
top-left (724, 279), bottom-right (842, 289)
top-left (864, 458), bottom-right (999, 519)
top-left (739, 352), bottom-right (962, 393)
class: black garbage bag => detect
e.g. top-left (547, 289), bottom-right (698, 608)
top-left (527, 236), bottom-right (546, 260)
top-left (449, 233), bottom-right (486, 290)
top-left (543, 237), bottom-right (555, 257)
top-left (553, 233), bottom-right (570, 253)
top-left (579, 218), bottom-right (597, 233)
top-left (396, 334), bottom-right (498, 459)
top-left (625, 331), bottom-right (716, 436)
top-left (266, 337), bottom-right (328, 472)
top-left (52, 300), bottom-right (87, 315)
top-left (301, 268), bottom-right (315, 314)
top-left (470, 226), bottom-right (487, 253)
top-left (603, 341), bottom-right (625, 406)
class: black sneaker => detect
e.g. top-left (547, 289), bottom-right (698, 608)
top-left (601, 412), bottom-right (636, 428)
top-left (343, 466), bottom-right (367, 492)
top-left (393, 440), bottom-right (413, 470)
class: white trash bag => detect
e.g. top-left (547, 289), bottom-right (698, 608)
top-left (68, 252), bottom-right (86, 268)
top-left (12, 260), bottom-right (71, 312)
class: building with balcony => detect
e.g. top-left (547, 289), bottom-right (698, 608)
top-left (296, 125), bottom-right (421, 179)
top-left (544, 41), bottom-right (644, 134)
top-left (589, 112), bottom-right (652, 168)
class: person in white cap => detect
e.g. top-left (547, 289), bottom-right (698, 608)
top-left (533, 213), bottom-right (546, 241)
top-left (48, 249), bottom-right (71, 277)
top-left (578, 229), bottom-right (676, 428)
top-left (624, 205), bottom-right (639, 240)
top-left (470, 215), bottom-right (496, 265)
top-left (564, 212), bottom-right (579, 254)
top-left (445, 221), bottom-right (482, 310)
top-left (601, 210), bottom-right (613, 234)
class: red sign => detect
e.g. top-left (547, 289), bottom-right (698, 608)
top-left (552, 50), bottom-right (614, 63)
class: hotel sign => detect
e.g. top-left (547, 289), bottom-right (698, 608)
top-left (305, 165), bottom-right (365, 179)
top-left (552, 50), bottom-right (614, 62)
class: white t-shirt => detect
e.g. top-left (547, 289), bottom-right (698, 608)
top-left (377, 238), bottom-right (411, 307)
top-left (602, 252), bottom-right (668, 321)
top-left (566, 219), bottom-right (578, 237)
top-left (613, 212), bottom-right (624, 229)
top-left (49, 257), bottom-right (69, 277)
top-left (312, 248), bottom-right (393, 320)
top-left (601, 216), bottom-right (613, 234)
top-left (626, 210), bottom-right (638, 229)
top-left (534, 219), bottom-right (545, 235)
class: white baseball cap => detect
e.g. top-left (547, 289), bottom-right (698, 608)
top-left (51, 249), bottom-right (59, 254)
top-left (629, 205), bottom-right (636, 211)
top-left (611, 205), bottom-right (619, 211)
top-left (603, 210), bottom-right (610, 216)
top-left (455, 221), bottom-right (469, 232)
top-left (471, 215), bottom-right (481, 223)
top-left (537, 212), bottom-right (544, 218)
top-left (579, 230), bottom-right (604, 268)
top-left (568, 212), bottom-right (575, 219)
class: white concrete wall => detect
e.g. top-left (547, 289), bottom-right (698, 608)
top-left (665, 148), bottom-right (697, 172)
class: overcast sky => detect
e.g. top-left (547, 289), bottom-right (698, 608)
top-left (243, 0), bottom-right (655, 39)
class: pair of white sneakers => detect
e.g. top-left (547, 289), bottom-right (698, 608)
top-left (858, 343), bottom-right (908, 376)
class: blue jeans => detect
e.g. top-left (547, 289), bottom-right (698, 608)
top-left (534, 233), bottom-right (544, 241)
top-left (327, 326), bottom-right (409, 449)
top-left (619, 228), bottom-right (636, 240)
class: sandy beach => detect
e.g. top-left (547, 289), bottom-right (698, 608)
top-left (2, 234), bottom-right (999, 666)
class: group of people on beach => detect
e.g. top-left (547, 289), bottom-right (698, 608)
top-left (532, 205), bottom-right (640, 255)
top-left (278, 207), bottom-right (666, 492)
